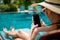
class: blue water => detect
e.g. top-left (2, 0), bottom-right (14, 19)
top-left (0, 12), bottom-right (33, 31)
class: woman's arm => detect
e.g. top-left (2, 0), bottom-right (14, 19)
top-left (38, 24), bottom-right (57, 32)
top-left (30, 23), bottom-right (57, 40)
top-left (30, 23), bottom-right (38, 37)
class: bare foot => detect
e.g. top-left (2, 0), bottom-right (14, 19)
top-left (3, 28), bottom-right (8, 33)
top-left (10, 26), bottom-right (15, 32)
top-left (3, 28), bottom-right (9, 37)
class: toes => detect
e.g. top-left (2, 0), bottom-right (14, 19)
top-left (10, 26), bottom-right (14, 31)
top-left (3, 28), bottom-right (7, 32)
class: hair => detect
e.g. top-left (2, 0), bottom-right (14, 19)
top-left (33, 14), bottom-right (41, 27)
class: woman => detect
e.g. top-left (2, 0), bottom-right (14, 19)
top-left (3, 0), bottom-right (60, 39)
top-left (30, 0), bottom-right (60, 40)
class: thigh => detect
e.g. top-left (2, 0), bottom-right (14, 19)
top-left (17, 30), bottom-right (29, 40)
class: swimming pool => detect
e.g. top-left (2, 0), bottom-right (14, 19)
top-left (0, 12), bottom-right (34, 31)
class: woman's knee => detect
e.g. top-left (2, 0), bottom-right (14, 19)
top-left (34, 28), bottom-right (38, 33)
top-left (18, 30), bottom-right (23, 34)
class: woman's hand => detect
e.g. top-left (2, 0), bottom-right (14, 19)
top-left (31, 21), bottom-right (46, 33)
top-left (31, 23), bottom-right (38, 29)
top-left (30, 21), bottom-right (46, 36)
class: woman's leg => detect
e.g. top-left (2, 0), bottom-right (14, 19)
top-left (3, 28), bottom-right (18, 37)
top-left (3, 28), bottom-right (11, 37)
top-left (10, 26), bottom-right (15, 32)
top-left (17, 30), bottom-right (29, 40)
top-left (3, 28), bottom-right (30, 40)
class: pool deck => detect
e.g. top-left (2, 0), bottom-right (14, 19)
top-left (17, 8), bottom-right (43, 13)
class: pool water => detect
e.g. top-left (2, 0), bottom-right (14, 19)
top-left (0, 12), bottom-right (33, 31)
